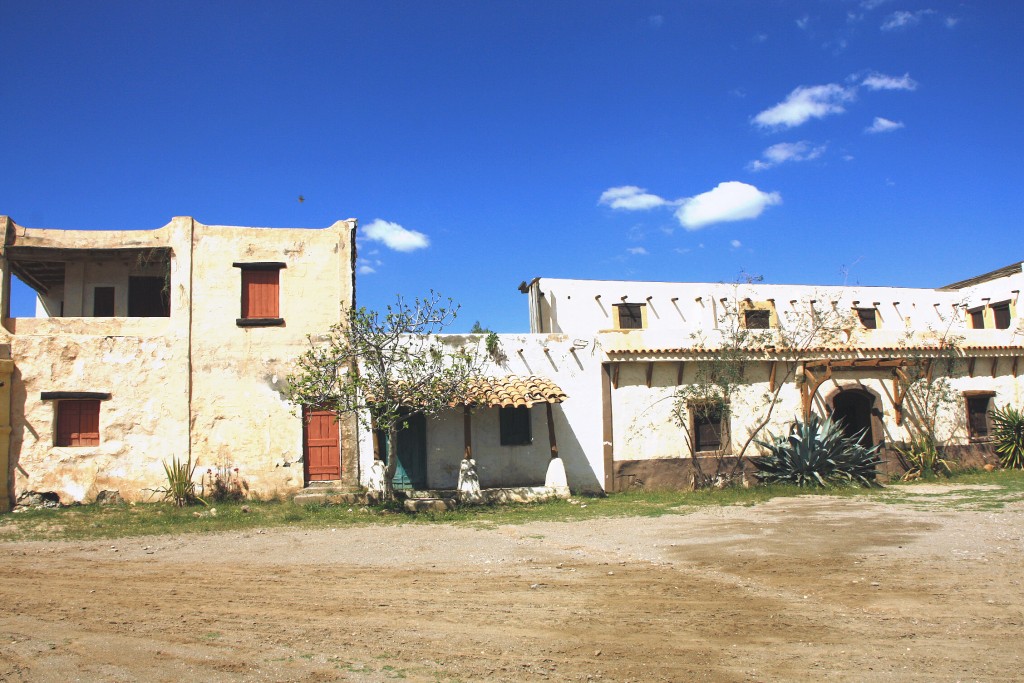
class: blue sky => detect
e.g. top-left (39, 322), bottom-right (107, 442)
top-left (2, 1), bottom-right (1021, 331)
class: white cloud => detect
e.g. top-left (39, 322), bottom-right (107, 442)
top-left (748, 141), bottom-right (826, 171)
top-left (362, 219), bottom-right (429, 252)
top-left (860, 0), bottom-right (892, 9)
top-left (598, 185), bottom-right (670, 210)
top-left (862, 72), bottom-right (917, 91)
top-left (865, 116), bottom-right (904, 133)
top-left (674, 181), bottom-right (781, 230)
top-left (357, 259), bottom-right (376, 275)
top-left (730, 239), bottom-right (743, 249)
top-left (796, 15), bottom-right (810, 30)
top-left (647, 14), bottom-right (664, 28)
top-left (627, 247), bottom-right (648, 256)
top-left (881, 9), bottom-right (934, 31)
top-left (945, 16), bottom-right (960, 28)
top-left (753, 84), bottom-right (855, 129)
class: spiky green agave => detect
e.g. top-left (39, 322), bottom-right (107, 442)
top-left (753, 414), bottom-right (882, 488)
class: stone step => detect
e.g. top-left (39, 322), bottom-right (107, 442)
top-left (403, 497), bottom-right (457, 513)
top-left (292, 487), bottom-right (368, 507)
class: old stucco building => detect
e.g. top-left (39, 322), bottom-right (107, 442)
top-left (0, 216), bottom-right (358, 508)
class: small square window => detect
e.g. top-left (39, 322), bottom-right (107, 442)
top-left (499, 406), bottom-right (532, 445)
top-left (992, 303), bottom-right (1011, 330)
top-left (965, 393), bottom-right (993, 439)
top-left (57, 400), bottom-right (100, 447)
top-left (615, 303), bottom-right (645, 330)
top-left (743, 309), bottom-right (771, 329)
top-left (691, 402), bottom-right (729, 454)
top-left (856, 308), bottom-right (877, 329)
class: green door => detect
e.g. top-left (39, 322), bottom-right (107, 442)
top-left (378, 413), bottom-right (427, 490)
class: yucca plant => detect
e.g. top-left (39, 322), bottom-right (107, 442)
top-left (754, 414), bottom-right (882, 488)
top-left (990, 405), bottom-right (1024, 469)
top-left (160, 455), bottom-right (206, 507)
top-left (896, 436), bottom-right (953, 481)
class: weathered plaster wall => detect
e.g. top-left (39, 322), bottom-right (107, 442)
top-left (1, 216), bottom-right (358, 504)
top-left (188, 219), bottom-right (357, 496)
top-left (2, 218), bottom-right (193, 503)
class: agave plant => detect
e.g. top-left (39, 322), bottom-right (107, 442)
top-left (896, 436), bottom-right (953, 481)
top-left (754, 414), bottom-right (882, 488)
top-left (990, 405), bottom-right (1024, 470)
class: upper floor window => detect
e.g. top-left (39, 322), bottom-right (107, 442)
top-left (234, 262), bottom-right (285, 327)
top-left (856, 307), bottom-right (877, 329)
top-left (615, 303), bottom-right (645, 330)
top-left (968, 307), bottom-right (985, 329)
top-left (992, 302), bottom-right (1011, 330)
top-left (743, 309), bottom-right (771, 329)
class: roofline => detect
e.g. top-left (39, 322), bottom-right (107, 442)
top-left (939, 261), bottom-right (1024, 290)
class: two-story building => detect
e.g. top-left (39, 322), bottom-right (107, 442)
top-left (0, 216), bottom-right (359, 509)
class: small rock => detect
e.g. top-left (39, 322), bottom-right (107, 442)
top-left (607, 571), bottom-right (614, 576)
top-left (594, 650), bottom-right (602, 657)
top-left (240, 505), bottom-right (251, 513)
top-left (209, 508), bottom-right (217, 517)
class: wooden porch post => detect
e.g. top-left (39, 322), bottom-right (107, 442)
top-left (463, 404), bottom-right (473, 460)
top-left (545, 402), bottom-right (559, 459)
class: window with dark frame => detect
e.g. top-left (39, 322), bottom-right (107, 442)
top-left (743, 309), bottom-right (771, 329)
top-left (966, 393), bottom-right (994, 439)
top-left (93, 287), bottom-right (115, 317)
top-left (56, 399), bottom-right (101, 447)
top-left (615, 303), bottom-right (644, 330)
top-left (968, 307), bottom-right (985, 329)
top-left (856, 307), bottom-right (877, 329)
top-left (992, 302), bottom-right (1011, 330)
top-left (234, 262), bottom-right (285, 326)
top-left (499, 406), bottom-right (532, 445)
top-left (691, 402), bottom-right (727, 453)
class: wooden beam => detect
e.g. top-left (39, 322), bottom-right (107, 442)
top-left (769, 361), bottom-right (777, 392)
top-left (612, 363), bottom-right (620, 389)
top-left (892, 373), bottom-right (907, 427)
top-left (801, 363), bottom-right (833, 420)
top-left (1013, 356), bottom-right (1019, 378)
top-left (991, 358), bottom-right (999, 378)
top-left (546, 402), bottom-right (559, 459)
top-left (676, 361), bottom-right (684, 386)
top-left (463, 404), bottom-right (472, 460)
top-left (968, 357), bottom-right (976, 378)
top-left (646, 362), bottom-right (654, 388)
top-left (601, 364), bottom-right (615, 492)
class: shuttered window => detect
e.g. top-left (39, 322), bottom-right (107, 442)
top-left (966, 393), bottom-right (993, 439)
top-left (242, 269), bottom-right (279, 318)
top-left (856, 308), bottom-right (877, 329)
top-left (615, 303), bottom-right (645, 330)
top-left (992, 303), bottom-right (1011, 330)
top-left (57, 400), bottom-right (101, 447)
top-left (691, 402), bottom-right (728, 453)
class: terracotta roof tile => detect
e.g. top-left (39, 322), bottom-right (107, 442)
top-left (458, 375), bottom-right (567, 408)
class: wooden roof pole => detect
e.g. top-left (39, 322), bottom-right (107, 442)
top-left (546, 402), bottom-right (559, 459)
top-left (463, 404), bottom-right (473, 460)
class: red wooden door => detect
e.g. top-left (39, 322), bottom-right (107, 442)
top-left (304, 410), bottom-right (341, 481)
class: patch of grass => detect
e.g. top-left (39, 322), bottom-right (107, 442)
top-left (3, 469), bottom-right (1023, 542)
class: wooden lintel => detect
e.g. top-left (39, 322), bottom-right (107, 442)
top-left (546, 402), bottom-right (559, 459)
top-left (463, 404), bottom-right (472, 460)
top-left (676, 361), bottom-right (684, 386)
top-left (646, 362), bottom-right (654, 388)
top-left (769, 361), bottom-right (778, 392)
top-left (968, 357), bottom-right (976, 378)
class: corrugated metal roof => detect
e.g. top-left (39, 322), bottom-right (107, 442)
top-left (458, 375), bottom-right (567, 408)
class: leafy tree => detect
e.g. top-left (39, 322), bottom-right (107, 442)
top-left (287, 292), bottom-right (481, 499)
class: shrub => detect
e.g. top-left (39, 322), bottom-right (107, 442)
top-left (202, 464), bottom-right (250, 502)
top-left (753, 414), bottom-right (882, 488)
top-left (896, 436), bottom-right (953, 481)
top-left (990, 405), bottom-right (1024, 470)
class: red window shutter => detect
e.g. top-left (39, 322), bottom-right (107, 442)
top-left (242, 270), bottom-right (279, 318)
top-left (57, 400), bottom-right (101, 447)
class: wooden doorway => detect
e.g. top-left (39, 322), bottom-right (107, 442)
top-left (303, 409), bottom-right (342, 482)
top-left (377, 413), bottom-right (427, 490)
top-left (831, 389), bottom-right (875, 448)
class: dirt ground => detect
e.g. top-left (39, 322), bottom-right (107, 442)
top-left (2, 488), bottom-right (1023, 682)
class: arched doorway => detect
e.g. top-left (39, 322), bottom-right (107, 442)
top-left (831, 389), bottom-right (875, 448)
